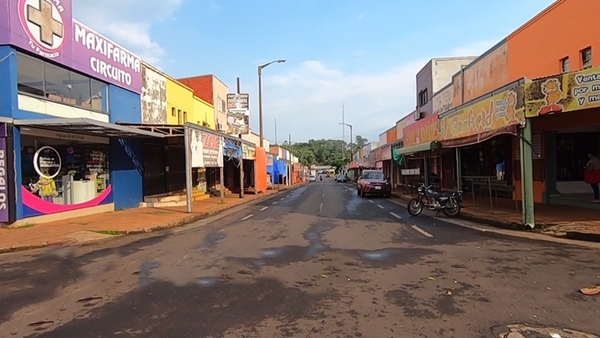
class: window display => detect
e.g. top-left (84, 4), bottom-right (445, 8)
top-left (21, 135), bottom-right (110, 205)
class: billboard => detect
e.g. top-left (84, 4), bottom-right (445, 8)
top-left (0, 0), bottom-right (142, 93)
top-left (226, 93), bottom-right (249, 134)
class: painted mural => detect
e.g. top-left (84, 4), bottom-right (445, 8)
top-left (439, 82), bottom-right (524, 141)
top-left (141, 63), bottom-right (167, 124)
top-left (524, 66), bottom-right (600, 117)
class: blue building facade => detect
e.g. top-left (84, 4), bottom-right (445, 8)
top-left (0, 0), bottom-right (161, 224)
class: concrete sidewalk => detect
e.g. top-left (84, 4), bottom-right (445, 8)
top-left (391, 190), bottom-right (600, 243)
top-left (0, 184), bottom-right (302, 254)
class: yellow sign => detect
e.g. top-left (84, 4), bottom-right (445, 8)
top-left (439, 86), bottom-right (524, 140)
top-left (242, 144), bottom-right (256, 160)
top-left (525, 66), bottom-right (600, 117)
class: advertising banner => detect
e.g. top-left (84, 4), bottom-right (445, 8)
top-left (223, 138), bottom-right (242, 160)
top-left (381, 145), bottom-right (391, 161)
top-left (202, 132), bottom-right (222, 167)
top-left (0, 0), bottom-right (142, 93)
top-left (439, 82), bottom-right (524, 141)
top-left (226, 93), bottom-right (249, 134)
top-left (242, 143), bottom-right (255, 160)
top-left (0, 129), bottom-right (10, 222)
top-left (266, 153), bottom-right (274, 166)
top-left (189, 129), bottom-right (204, 168)
top-left (403, 113), bottom-right (439, 147)
top-left (525, 66), bottom-right (600, 117)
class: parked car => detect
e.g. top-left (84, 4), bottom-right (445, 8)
top-left (357, 170), bottom-right (391, 198)
top-left (309, 175), bottom-right (316, 182)
top-left (335, 175), bottom-right (347, 183)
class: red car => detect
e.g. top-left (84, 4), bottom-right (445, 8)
top-left (357, 170), bottom-right (391, 198)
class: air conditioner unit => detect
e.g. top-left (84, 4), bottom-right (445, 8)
top-left (217, 123), bottom-right (225, 131)
top-left (414, 110), bottom-right (423, 121)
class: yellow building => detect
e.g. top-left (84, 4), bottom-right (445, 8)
top-left (192, 96), bottom-right (215, 129)
top-left (165, 77), bottom-right (214, 128)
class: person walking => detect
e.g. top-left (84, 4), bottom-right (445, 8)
top-left (584, 152), bottom-right (600, 202)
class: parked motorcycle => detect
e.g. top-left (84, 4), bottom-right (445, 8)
top-left (407, 183), bottom-right (462, 217)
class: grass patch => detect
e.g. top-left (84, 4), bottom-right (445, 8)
top-left (94, 230), bottom-right (123, 236)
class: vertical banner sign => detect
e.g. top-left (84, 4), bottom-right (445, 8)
top-left (202, 132), bottom-right (223, 167)
top-left (226, 93), bottom-right (250, 134)
top-left (0, 123), bottom-right (15, 223)
top-left (189, 129), bottom-right (204, 167)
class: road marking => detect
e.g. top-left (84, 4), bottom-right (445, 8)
top-left (280, 197), bottom-right (285, 200)
top-left (319, 202), bottom-right (323, 213)
top-left (377, 204), bottom-right (384, 209)
top-left (241, 214), bottom-right (254, 221)
top-left (322, 192), bottom-right (325, 198)
top-left (368, 200), bottom-right (374, 203)
top-left (389, 212), bottom-right (402, 219)
top-left (272, 201), bottom-right (278, 205)
top-left (259, 206), bottom-right (268, 211)
top-left (411, 225), bottom-right (433, 238)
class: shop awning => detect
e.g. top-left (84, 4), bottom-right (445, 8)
top-left (395, 141), bottom-right (439, 155)
top-left (13, 118), bottom-right (165, 138)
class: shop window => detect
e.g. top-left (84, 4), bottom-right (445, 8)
top-left (581, 47), bottom-right (592, 69)
top-left (220, 99), bottom-right (226, 112)
top-left (90, 79), bottom-right (108, 112)
top-left (17, 53), bottom-right (45, 96)
top-left (556, 132), bottom-right (600, 181)
top-left (21, 135), bottom-right (110, 207)
top-left (560, 57), bottom-right (570, 73)
top-left (16, 52), bottom-right (108, 113)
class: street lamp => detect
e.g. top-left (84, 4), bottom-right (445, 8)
top-left (339, 122), bottom-right (353, 162)
top-left (258, 59), bottom-right (286, 148)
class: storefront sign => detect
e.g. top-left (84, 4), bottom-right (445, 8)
top-left (403, 113), bottom-right (439, 147)
top-left (0, 133), bottom-right (10, 222)
top-left (439, 83), bottom-right (524, 141)
top-left (189, 129), bottom-right (204, 168)
top-left (202, 133), bottom-right (223, 167)
top-left (0, 0), bottom-right (142, 93)
top-left (525, 66), bottom-right (600, 117)
top-left (223, 138), bottom-right (242, 160)
top-left (374, 148), bottom-right (382, 162)
top-left (226, 93), bottom-right (250, 135)
top-left (242, 143), bottom-right (255, 160)
top-left (432, 85), bottom-right (454, 115)
top-left (381, 145), bottom-right (391, 161)
top-left (266, 153), bottom-right (274, 166)
top-left (401, 168), bottom-right (420, 175)
top-left (33, 146), bottom-right (61, 178)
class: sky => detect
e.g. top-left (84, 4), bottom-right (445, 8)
top-left (73, 0), bottom-right (555, 144)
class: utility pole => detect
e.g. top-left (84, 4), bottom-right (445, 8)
top-left (274, 118), bottom-right (278, 145)
top-left (342, 101), bottom-right (345, 162)
top-left (237, 77), bottom-right (244, 198)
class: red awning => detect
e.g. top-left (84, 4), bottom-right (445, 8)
top-left (440, 124), bottom-right (518, 148)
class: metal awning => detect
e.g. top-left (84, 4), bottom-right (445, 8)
top-left (13, 118), bottom-right (165, 138)
top-left (396, 141), bottom-right (440, 155)
top-left (116, 123), bottom-right (185, 137)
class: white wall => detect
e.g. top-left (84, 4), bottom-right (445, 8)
top-left (431, 57), bottom-right (476, 93)
top-left (378, 133), bottom-right (387, 146)
top-left (18, 95), bottom-right (109, 122)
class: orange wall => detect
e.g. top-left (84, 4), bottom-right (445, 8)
top-left (463, 43), bottom-right (509, 103)
top-left (507, 0), bottom-right (600, 81)
top-left (255, 147), bottom-right (268, 193)
top-left (386, 128), bottom-right (397, 143)
top-left (178, 76), bottom-right (214, 105)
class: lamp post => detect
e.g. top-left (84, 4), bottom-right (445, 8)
top-left (258, 59), bottom-right (286, 148)
top-left (339, 122), bottom-right (353, 162)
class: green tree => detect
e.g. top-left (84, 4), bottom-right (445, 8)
top-left (280, 135), bottom-right (368, 168)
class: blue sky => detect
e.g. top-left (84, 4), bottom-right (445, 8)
top-left (74, 0), bottom-right (555, 144)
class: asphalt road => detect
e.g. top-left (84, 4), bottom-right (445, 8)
top-left (1, 178), bottom-right (599, 338)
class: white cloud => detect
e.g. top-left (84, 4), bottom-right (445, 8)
top-left (72, 0), bottom-right (183, 67)
top-left (448, 39), bottom-right (499, 57)
top-left (245, 59), bottom-right (426, 143)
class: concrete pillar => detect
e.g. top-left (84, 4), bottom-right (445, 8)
top-left (520, 121), bottom-right (535, 228)
top-left (455, 148), bottom-right (462, 191)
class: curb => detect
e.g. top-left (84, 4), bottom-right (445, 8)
top-left (0, 185), bottom-right (306, 255)
top-left (391, 193), bottom-right (600, 244)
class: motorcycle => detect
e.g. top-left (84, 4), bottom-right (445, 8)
top-left (407, 183), bottom-right (462, 217)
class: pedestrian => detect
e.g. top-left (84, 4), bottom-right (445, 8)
top-left (584, 152), bottom-right (600, 202)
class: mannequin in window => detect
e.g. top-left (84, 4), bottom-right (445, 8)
top-left (30, 169), bottom-right (57, 202)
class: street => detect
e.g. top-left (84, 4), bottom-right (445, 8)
top-left (1, 179), bottom-right (599, 338)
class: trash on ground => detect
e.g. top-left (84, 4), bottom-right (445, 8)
top-left (320, 274), bottom-right (328, 279)
top-left (580, 285), bottom-right (600, 295)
